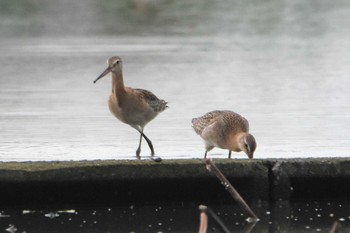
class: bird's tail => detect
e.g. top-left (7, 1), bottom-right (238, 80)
top-left (191, 117), bottom-right (204, 135)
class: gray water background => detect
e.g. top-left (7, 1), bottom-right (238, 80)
top-left (1, 0), bottom-right (350, 161)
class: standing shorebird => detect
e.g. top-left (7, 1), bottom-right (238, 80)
top-left (93, 56), bottom-right (168, 160)
top-left (192, 110), bottom-right (257, 159)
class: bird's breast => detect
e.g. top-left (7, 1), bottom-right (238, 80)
top-left (108, 93), bottom-right (158, 127)
top-left (108, 95), bottom-right (125, 122)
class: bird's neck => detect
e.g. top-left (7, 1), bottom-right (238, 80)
top-left (111, 72), bottom-right (126, 97)
top-left (228, 132), bottom-right (246, 151)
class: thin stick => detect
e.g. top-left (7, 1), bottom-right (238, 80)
top-left (198, 205), bottom-right (208, 233)
top-left (205, 159), bottom-right (258, 220)
top-left (198, 205), bottom-right (230, 233)
top-left (329, 221), bottom-right (341, 233)
top-left (242, 221), bottom-right (257, 233)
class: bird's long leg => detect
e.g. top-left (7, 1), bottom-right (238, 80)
top-left (228, 151), bottom-right (232, 159)
top-left (204, 151), bottom-right (208, 158)
top-left (136, 131), bottom-right (143, 159)
top-left (204, 145), bottom-right (213, 159)
top-left (141, 131), bottom-right (155, 156)
top-left (134, 128), bottom-right (155, 156)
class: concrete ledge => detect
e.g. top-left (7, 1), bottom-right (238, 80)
top-left (0, 158), bottom-right (349, 205)
top-left (270, 158), bottom-right (350, 200)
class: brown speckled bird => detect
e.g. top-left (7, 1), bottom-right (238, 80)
top-left (192, 110), bottom-right (257, 159)
top-left (94, 56), bottom-right (168, 160)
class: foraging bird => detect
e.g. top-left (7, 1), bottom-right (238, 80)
top-left (192, 110), bottom-right (257, 159)
top-left (94, 56), bottom-right (168, 159)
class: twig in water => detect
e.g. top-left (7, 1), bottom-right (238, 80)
top-left (242, 221), bottom-right (258, 233)
top-left (205, 159), bottom-right (258, 220)
top-left (198, 205), bottom-right (208, 233)
top-left (329, 221), bottom-right (341, 233)
top-left (198, 205), bottom-right (230, 233)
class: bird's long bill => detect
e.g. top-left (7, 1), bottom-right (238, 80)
top-left (248, 153), bottom-right (253, 159)
top-left (93, 66), bottom-right (111, 83)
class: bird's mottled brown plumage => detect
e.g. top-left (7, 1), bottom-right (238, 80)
top-left (192, 110), bottom-right (256, 159)
top-left (192, 110), bottom-right (249, 135)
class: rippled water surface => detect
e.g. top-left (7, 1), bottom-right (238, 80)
top-left (1, 0), bottom-right (350, 161)
top-left (0, 201), bottom-right (349, 232)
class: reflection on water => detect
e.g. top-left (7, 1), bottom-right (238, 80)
top-left (0, 201), bottom-right (349, 232)
top-left (1, 0), bottom-right (350, 161)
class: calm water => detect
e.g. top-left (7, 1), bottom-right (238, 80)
top-left (1, 1), bottom-right (350, 161)
top-left (0, 201), bottom-right (349, 232)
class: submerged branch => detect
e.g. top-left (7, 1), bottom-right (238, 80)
top-left (329, 221), bottom-right (341, 233)
top-left (205, 159), bottom-right (258, 220)
top-left (198, 205), bottom-right (230, 233)
top-left (198, 205), bottom-right (208, 233)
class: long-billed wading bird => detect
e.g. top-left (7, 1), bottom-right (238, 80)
top-left (93, 56), bottom-right (168, 161)
top-left (192, 110), bottom-right (257, 159)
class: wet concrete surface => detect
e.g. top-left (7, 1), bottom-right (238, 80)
top-left (0, 158), bottom-right (349, 205)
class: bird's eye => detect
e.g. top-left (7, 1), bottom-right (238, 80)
top-left (245, 143), bottom-right (248, 148)
top-left (116, 60), bottom-right (119, 64)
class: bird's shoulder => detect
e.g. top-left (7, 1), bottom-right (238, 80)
top-left (134, 88), bottom-right (159, 101)
top-left (221, 111), bottom-right (249, 132)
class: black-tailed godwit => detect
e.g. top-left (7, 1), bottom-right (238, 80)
top-left (94, 56), bottom-right (168, 160)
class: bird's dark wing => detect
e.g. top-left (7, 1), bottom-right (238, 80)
top-left (135, 88), bottom-right (168, 112)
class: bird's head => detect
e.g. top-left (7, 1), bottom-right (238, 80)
top-left (238, 133), bottom-right (257, 159)
top-left (94, 56), bottom-right (123, 83)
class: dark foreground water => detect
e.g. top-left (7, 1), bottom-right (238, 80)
top-left (0, 201), bottom-right (349, 232)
